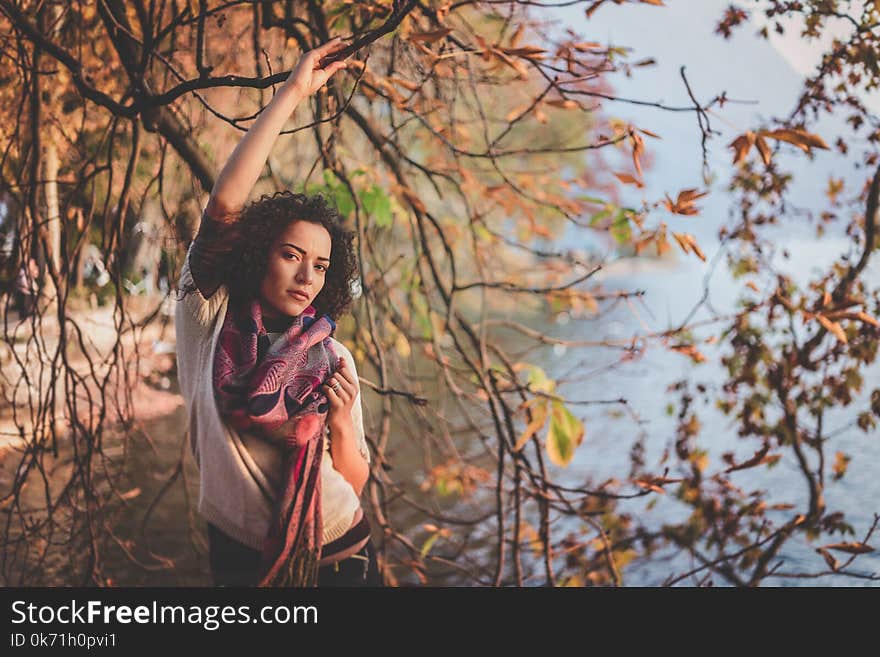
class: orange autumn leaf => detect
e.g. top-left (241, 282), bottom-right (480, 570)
top-left (852, 311), bottom-right (879, 327)
top-left (832, 451), bottom-right (851, 481)
top-left (389, 76), bottom-right (421, 91)
top-left (505, 103), bottom-right (530, 122)
top-left (826, 177), bottom-right (844, 203)
top-left (755, 134), bottom-right (772, 166)
top-left (637, 126), bottom-right (661, 138)
top-left (119, 487), bottom-right (142, 501)
top-left (489, 48), bottom-right (529, 77)
top-left (676, 188), bottom-right (708, 205)
top-left (614, 171), bottom-right (643, 187)
top-left (669, 343), bottom-right (707, 363)
top-left (729, 131), bottom-right (756, 164)
top-left (585, 1), bottom-right (605, 18)
top-left (409, 28), bottom-right (453, 43)
top-left (816, 547), bottom-right (840, 571)
top-left (816, 314), bottom-right (848, 344)
top-left (634, 479), bottom-right (666, 494)
top-left (823, 310), bottom-right (880, 327)
top-left (671, 232), bottom-right (706, 261)
top-left (509, 23), bottom-right (525, 49)
top-left (655, 229), bottom-right (672, 256)
top-left (761, 127), bottom-right (829, 151)
top-left (820, 541), bottom-right (875, 554)
top-left (631, 131), bottom-right (645, 178)
top-left (545, 99), bottom-right (578, 110)
top-left (663, 188), bottom-right (708, 215)
top-left (571, 41), bottom-right (602, 51)
top-left (501, 45), bottom-right (548, 60)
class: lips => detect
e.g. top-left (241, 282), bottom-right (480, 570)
top-left (287, 290), bottom-right (309, 302)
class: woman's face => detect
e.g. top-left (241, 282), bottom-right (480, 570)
top-left (259, 219), bottom-right (332, 319)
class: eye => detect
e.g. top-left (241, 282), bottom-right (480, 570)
top-left (316, 264), bottom-right (328, 272)
top-left (283, 252), bottom-right (298, 261)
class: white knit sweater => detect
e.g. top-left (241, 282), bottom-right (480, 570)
top-left (174, 241), bottom-right (370, 550)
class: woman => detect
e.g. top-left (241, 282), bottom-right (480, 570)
top-left (175, 37), bottom-right (380, 586)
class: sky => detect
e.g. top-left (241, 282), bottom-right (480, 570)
top-left (750, 2), bottom-right (880, 113)
top-left (543, 0), bottom-right (868, 245)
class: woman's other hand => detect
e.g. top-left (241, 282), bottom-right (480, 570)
top-left (323, 356), bottom-right (359, 432)
top-left (286, 37), bottom-right (349, 97)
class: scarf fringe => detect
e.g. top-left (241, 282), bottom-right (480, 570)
top-left (260, 545), bottom-right (320, 587)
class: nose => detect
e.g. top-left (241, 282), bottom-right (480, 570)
top-left (295, 261), bottom-right (313, 286)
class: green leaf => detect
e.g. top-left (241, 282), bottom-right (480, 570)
top-left (546, 401), bottom-right (585, 467)
top-left (318, 169), bottom-right (356, 217)
top-left (420, 533), bottom-right (440, 558)
top-left (526, 365), bottom-right (556, 394)
top-left (360, 184), bottom-right (393, 227)
top-left (589, 208), bottom-right (611, 227)
top-left (610, 209), bottom-right (632, 245)
top-left (577, 195), bottom-right (607, 204)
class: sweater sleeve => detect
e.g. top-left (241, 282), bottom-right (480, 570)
top-left (177, 239), bottom-right (230, 329)
top-left (188, 210), bottom-right (242, 300)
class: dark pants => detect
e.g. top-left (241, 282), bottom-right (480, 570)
top-left (207, 523), bottom-right (383, 587)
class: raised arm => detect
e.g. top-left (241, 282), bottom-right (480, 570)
top-left (190, 37), bottom-right (349, 298)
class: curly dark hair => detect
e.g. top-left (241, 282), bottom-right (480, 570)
top-left (183, 191), bottom-right (358, 321)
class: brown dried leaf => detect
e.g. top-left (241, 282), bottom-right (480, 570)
top-left (676, 188), bottom-right (709, 205)
top-left (545, 99), bottom-right (578, 110)
top-left (816, 547), bottom-right (840, 571)
top-left (119, 487), bottom-right (142, 501)
top-left (686, 235), bottom-right (707, 262)
top-left (571, 40), bottom-right (602, 51)
top-left (755, 134), bottom-right (772, 166)
top-left (514, 402), bottom-right (548, 452)
top-left (614, 171), bottom-right (643, 187)
top-left (824, 310), bottom-right (880, 327)
top-left (729, 131), bottom-right (755, 164)
top-left (821, 541), bottom-right (874, 554)
top-left (389, 76), bottom-right (421, 92)
top-left (762, 127), bottom-right (830, 152)
top-left (509, 23), bottom-right (525, 49)
top-left (502, 45), bottom-right (548, 59)
top-left (669, 343), bottom-right (707, 363)
top-left (832, 451), bottom-right (851, 481)
top-left (816, 314), bottom-right (848, 344)
top-left (671, 231), bottom-right (691, 255)
top-left (634, 479), bottom-right (666, 494)
top-left (585, 1), bottom-right (606, 19)
top-left (409, 28), bottom-right (453, 43)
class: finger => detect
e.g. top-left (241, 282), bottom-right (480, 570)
top-left (318, 36), bottom-right (345, 53)
top-left (336, 366), bottom-right (357, 388)
top-left (328, 372), bottom-right (351, 393)
top-left (334, 387), bottom-right (351, 405)
top-left (330, 374), bottom-right (354, 398)
top-left (322, 384), bottom-right (341, 405)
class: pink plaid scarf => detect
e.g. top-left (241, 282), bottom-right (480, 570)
top-left (212, 297), bottom-right (338, 586)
